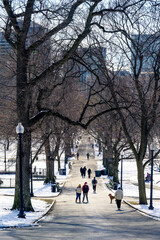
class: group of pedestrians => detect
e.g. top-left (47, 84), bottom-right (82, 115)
top-left (80, 166), bottom-right (92, 178)
top-left (75, 177), bottom-right (98, 203)
top-left (76, 152), bottom-right (90, 160)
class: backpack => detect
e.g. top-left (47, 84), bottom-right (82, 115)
top-left (83, 185), bottom-right (89, 193)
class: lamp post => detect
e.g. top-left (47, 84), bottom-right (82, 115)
top-left (4, 143), bottom-right (6, 172)
top-left (120, 150), bottom-right (124, 190)
top-left (0, 142), bottom-right (7, 172)
top-left (30, 151), bottom-right (34, 197)
top-left (148, 142), bottom-right (154, 210)
top-left (16, 122), bottom-right (25, 218)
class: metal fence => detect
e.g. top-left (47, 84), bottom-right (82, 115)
top-left (0, 177), bottom-right (15, 188)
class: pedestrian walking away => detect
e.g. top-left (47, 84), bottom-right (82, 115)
top-left (77, 152), bottom-right (79, 160)
top-left (88, 168), bottom-right (92, 178)
top-left (75, 184), bottom-right (82, 203)
top-left (92, 177), bottom-right (98, 193)
top-left (82, 182), bottom-right (89, 203)
top-left (83, 166), bottom-right (87, 178)
top-left (80, 167), bottom-right (83, 177)
top-left (87, 153), bottom-right (90, 160)
top-left (115, 187), bottom-right (123, 210)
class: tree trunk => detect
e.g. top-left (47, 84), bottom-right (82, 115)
top-left (57, 155), bottom-right (61, 170)
top-left (12, 129), bottom-right (33, 211)
top-left (136, 159), bottom-right (147, 204)
top-left (64, 134), bottom-right (72, 161)
top-left (12, 50), bottom-right (33, 211)
top-left (113, 155), bottom-right (119, 183)
top-left (44, 137), bottom-right (55, 183)
top-left (102, 146), bottom-right (107, 167)
top-left (98, 139), bottom-right (102, 153)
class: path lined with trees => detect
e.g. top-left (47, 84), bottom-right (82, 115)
top-left (1, 136), bottom-right (160, 240)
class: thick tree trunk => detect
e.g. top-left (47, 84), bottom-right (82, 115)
top-left (136, 159), bottom-right (147, 204)
top-left (113, 155), bottom-right (119, 183)
top-left (57, 155), bottom-right (61, 170)
top-left (12, 51), bottom-right (33, 211)
top-left (13, 128), bottom-right (33, 211)
top-left (44, 137), bottom-right (55, 183)
top-left (103, 146), bottom-right (107, 167)
top-left (64, 134), bottom-right (72, 161)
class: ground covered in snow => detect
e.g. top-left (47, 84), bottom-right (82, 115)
top-left (0, 144), bottom-right (160, 228)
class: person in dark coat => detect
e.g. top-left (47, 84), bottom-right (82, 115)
top-left (92, 177), bottom-right (98, 193)
top-left (83, 166), bottom-right (87, 178)
top-left (88, 168), bottom-right (91, 178)
top-left (80, 167), bottom-right (83, 177)
top-left (77, 152), bottom-right (79, 160)
top-left (82, 182), bottom-right (89, 203)
top-left (87, 153), bottom-right (90, 160)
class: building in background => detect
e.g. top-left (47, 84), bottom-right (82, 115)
top-left (64, 46), bottom-right (106, 93)
top-left (131, 34), bottom-right (160, 74)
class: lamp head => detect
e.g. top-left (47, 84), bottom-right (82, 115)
top-left (16, 122), bottom-right (24, 134)
top-left (121, 149), bottom-right (124, 156)
top-left (150, 142), bottom-right (155, 151)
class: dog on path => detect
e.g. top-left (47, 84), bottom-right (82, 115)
top-left (108, 193), bottom-right (115, 203)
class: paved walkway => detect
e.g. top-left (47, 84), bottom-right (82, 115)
top-left (1, 135), bottom-right (160, 239)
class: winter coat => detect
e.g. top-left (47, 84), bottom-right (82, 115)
top-left (115, 189), bottom-right (123, 200)
top-left (76, 187), bottom-right (82, 194)
top-left (82, 184), bottom-right (89, 193)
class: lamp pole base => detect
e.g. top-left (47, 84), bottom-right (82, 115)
top-left (148, 206), bottom-right (154, 210)
top-left (18, 210), bottom-right (26, 218)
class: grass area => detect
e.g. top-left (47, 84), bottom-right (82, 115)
top-left (127, 201), bottom-right (139, 205)
top-left (37, 198), bottom-right (54, 204)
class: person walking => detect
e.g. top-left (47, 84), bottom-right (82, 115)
top-left (87, 153), bottom-right (90, 160)
top-left (82, 182), bottom-right (89, 203)
top-left (88, 168), bottom-right (92, 178)
top-left (83, 166), bottom-right (87, 178)
top-left (80, 167), bottom-right (83, 177)
top-left (77, 152), bottom-right (79, 160)
top-left (75, 184), bottom-right (82, 203)
top-left (115, 187), bottom-right (123, 210)
top-left (92, 177), bottom-right (98, 193)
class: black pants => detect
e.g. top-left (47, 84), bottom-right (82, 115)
top-left (93, 185), bottom-right (96, 192)
top-left (116, 199), bottom-right (122, 209)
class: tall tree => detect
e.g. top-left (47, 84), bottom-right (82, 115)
top-left (1, 0), bottom-right (148, 211)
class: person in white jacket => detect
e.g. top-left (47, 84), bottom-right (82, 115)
top-left (75, 184), bottom-right (82, 203)
top-left (115, 187), bottom-right (123, 210)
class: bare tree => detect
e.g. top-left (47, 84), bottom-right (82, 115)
top-left (0, 0), bottom-right (149, 211)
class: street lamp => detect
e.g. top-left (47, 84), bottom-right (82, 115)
top-left (30, 151), bottom-right (34, 197)
top-left (148, 142), bottom-right (154, 210)
top-left (0, 142), bottom-right (7, 172)
top-left (16, 122), bottom-right (25, 218)
top-left (4, 143), bottom-right (6, 172)
top-left (120, 150), bottom-right (124, 190)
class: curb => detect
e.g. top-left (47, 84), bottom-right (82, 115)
top-left (33, 199), bottom-right (56, 224)
top-left (124, 200), bottom-right (160, 221)
top-left (105, 181), bottom-right (160, 221)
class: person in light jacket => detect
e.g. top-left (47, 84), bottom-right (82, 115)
top-left (115, 187), bottom-right (123, 210)
top-left (75, 184), bottom-right (82, 203)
